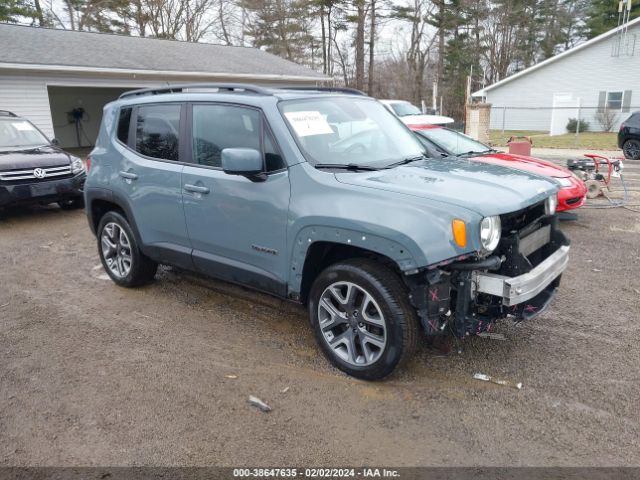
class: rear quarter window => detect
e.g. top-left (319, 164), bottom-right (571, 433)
top-left (117, 107), bottom-right (132, 144)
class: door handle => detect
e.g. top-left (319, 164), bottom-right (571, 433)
top-left (119, 171), bottom-right (138, 180)
top-left (184, 184), bottom-right (210, 194)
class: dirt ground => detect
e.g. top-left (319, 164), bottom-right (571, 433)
top-left (1, 163), bottom-right (639, 467)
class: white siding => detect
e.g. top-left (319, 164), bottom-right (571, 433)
top-left (0, 75), bottom-right (53, 137)
top-left (485, 25), bottom-right (640, 132)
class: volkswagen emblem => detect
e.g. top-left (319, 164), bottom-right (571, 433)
top-left (33, 168), bottom-right (46, 179)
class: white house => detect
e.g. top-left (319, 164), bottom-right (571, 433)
top-left (473, 17), bottom-right (640, 134)
top-left (0, 24), bottom-right (329, 148)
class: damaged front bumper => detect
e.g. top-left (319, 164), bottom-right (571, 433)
top-left (407, 212), bottom-right (570, 338)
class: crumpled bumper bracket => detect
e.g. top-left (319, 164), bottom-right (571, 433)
top-left (472, 244), bottom-right (570, 306)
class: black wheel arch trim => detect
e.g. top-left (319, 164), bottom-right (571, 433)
top-left (85, 187), bottom-right (143, 249)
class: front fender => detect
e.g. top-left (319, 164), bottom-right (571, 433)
top-left (288, 224), bottom-right (421, 294)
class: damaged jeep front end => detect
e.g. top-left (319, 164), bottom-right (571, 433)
top-left (406, 201), bottom-right (570, 338)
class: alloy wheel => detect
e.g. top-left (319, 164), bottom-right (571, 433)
top-left (101, 222), bottom-right (133, 279)
top-left (317, 281), bottom-right (387, 366)
top-left (624, 140), bottom-right (640, 159)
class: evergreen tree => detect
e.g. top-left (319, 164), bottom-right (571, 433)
top-left (0, 0), bottom-right (38, 23)
top-left (584, 0), bottom-right (640, 38)
top-left (242, 0), bottom-right (315, 64)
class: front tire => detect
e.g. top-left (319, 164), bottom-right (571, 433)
top-left (623, 139), bottom-right (640, 160)
top-left (97, 211), bottom-right (157, 287)
top-left (308, 258), bottom-right (419, 380)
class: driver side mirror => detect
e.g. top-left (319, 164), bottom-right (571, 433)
top-left (221, 148), bottom-right (266, 182)
top-left (51, 138), bottom-right (60, 146)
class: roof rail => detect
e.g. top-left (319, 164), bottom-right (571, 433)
top-left (119, 83), bottom-right (271, 99)
top-left (0, 110), bottom-right (18, 117)
top-left (278, 86), bottom-right (367, 96)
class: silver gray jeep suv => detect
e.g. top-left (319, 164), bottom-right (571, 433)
top-left (85, 84), bottom-right (569, 380)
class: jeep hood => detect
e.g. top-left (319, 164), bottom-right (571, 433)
top-left (334, 158), bottom-right (559, 217)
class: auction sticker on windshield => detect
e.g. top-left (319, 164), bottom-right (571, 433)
top-left (284, 111), bottom-right (334, 137)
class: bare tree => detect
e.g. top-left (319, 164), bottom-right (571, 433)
top-left (367, 0), bottom-right (375, 95)
top-left (333, 34), bottom-right (353, 85)
top-left (353, 0), bottom-right (366, 90)
top-left (393, 0), bottom-right (436, 105)
top-left (184, 0), bottom-right (217, 41)
top-left (595, 108), bottom-right (619, 132)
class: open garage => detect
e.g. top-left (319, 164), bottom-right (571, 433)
top-left (47, 86), bottom-right (130, 149)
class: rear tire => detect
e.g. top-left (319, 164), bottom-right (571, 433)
top-left (308, 258), bottom-right (419, 380)
top-left (58, 196), bottom-right (85, 210)
top-left (97, 211), bottom-right (157, 287)
top-left (623, 139), bottom-right (640, 160)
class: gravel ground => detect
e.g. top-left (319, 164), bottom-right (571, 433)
top-left (0, 163), bottom-right (639, 467)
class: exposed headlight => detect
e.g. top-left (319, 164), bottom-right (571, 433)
top-left (70, 156), bottom-right (85, 174)
top-left (555, 177), bottom-right (573, 187)
top-left (545, 195), bottom-right (558, 215)
top-left (479, 215), bottom-right (501, 254)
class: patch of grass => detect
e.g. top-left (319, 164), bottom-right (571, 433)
top-left (488, 130), bottom-right (618, 150)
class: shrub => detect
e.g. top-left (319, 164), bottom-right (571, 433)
top-left (594, 108), bottom-right (619, 132)
top-left (566, 118), bottom-right (590, 133)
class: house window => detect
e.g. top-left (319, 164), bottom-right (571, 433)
top-left (607, 91), bottom-right (624, 110)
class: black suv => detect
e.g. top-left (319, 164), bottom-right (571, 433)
top-left (0, 111), bottom-right (86, 210)
top-left (618, 111), bottom-right (640, 160)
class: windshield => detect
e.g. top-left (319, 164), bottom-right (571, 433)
top-left (390, 102), bottom-right (422, 117)
top-left (415, 127), bottom-right (492, 156)
top-left (280, 97), bottom-right (425, 167)
top-left (0, 119), bottom-right (50, 149)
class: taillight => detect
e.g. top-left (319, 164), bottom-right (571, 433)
top-left (86, 156), bottom-right (92, 171)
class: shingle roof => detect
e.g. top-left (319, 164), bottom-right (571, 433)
top-left (0, 24), bottom-right (328, 80)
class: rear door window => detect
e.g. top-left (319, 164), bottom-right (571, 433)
top-left (135, 104), bottom-right (181, 161)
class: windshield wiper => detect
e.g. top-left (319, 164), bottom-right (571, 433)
top-left (385, 155), bottom-right (426, 168)
top-left (458, 149), bottom-right (497, 156)
top-left (314, 163), bottom-right (380, 171)
top-left (1, 144), bottom-right (48, 151)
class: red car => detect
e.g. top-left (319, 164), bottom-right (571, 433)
top-left (410, 124), bottom-right (587, 212)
